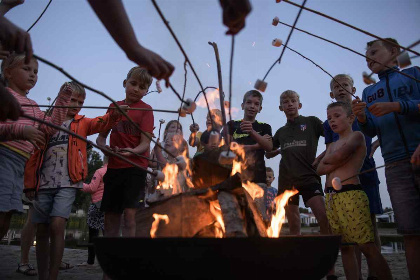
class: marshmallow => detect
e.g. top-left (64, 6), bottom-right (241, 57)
top-left (254, 79), bottom-right (267, 92)
top-left (178, 108), bottom-right (187, 117)
top-left (218, 150), bottom-right (236, 165)
top-left (175, 156), bottom-right (187, 171)
top-left (362, 71), bottom-right (376, 85)
top-left (224, 100), bottom-right (230, 108)
top-left (332, 177), bottom-right (342, 191)
top-left (272, 16), bottom-right (280, 26)
top-left (155, 170), bottom-right (165, 182)
top-left (156, 80), bottom-right (162, 93)
top-left (272, 38), bottom-right (282, 47)
top-left (397, 51), bottom-right (411, 68)
top-left (182, 98), bottom-right (197, 114)
top-left (276, 0), bottom-right (282, 2)
top-left (159, 119), bottom-right (165, 125)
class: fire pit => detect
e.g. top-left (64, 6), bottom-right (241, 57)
top-left (95, 235), bottom-right (340, 280)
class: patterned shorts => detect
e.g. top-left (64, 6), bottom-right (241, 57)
top-left (326, 189), bottom-right (374, 244)
top-left (87, 203), bottom-right (104, 230)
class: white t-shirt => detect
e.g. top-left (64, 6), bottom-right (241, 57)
top-left (39, 119), bottom-right (82, 190)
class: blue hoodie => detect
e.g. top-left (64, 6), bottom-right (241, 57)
top-left (359, 66), bottom-right (420, 164)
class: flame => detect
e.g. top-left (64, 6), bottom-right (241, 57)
top-left (209, 200), bottom-right (225, 238)
top-left (267, 189), bottom-right (299, 238)
top-left (150, 213), bottom-right (170, 238)
top-left (158, 163), bottom-right (180, 192)
top-left (242, 181), bottom-right (264, 200)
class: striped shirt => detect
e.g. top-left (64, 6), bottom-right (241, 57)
top-left (0, 85), bottom-right (72, 157)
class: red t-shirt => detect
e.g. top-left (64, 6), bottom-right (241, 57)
top-left (107, 100), bottom-right (154, 169)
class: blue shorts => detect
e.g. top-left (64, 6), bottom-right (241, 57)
top-left (0, 146), bottom-right (27, 213)
top-left (385, 161), bottom-right (420, 235)
top-left (362, 183), bottom-right (383, 215)
top-left (32, 188), bottom-right (77, 223)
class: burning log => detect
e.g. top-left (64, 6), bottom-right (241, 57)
top-left (218, 191), bottom-right (247, 237)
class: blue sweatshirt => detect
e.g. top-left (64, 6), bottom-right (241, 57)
top-left (359, 66), bottom-right (420, 164)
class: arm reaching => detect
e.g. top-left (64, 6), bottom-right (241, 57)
top-left (240, 121), bottom-right (272, 151)
top-left (219, 0), bottom-right (252, 35)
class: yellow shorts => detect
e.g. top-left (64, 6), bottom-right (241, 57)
top-left (326, 189), bottom-right (374, 244)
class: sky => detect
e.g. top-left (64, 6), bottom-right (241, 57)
top-left (6, 0), bottom-right (420, 208)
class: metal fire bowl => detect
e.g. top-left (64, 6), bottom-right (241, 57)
top-left (95, 235), bottom-right (340, 280)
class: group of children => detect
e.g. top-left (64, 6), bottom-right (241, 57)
top-left (0, 35), bottom-right (419, 280)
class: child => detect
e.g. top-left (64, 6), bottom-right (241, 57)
top-left (265, 167), bottom-right (277, 221)
top-left (317, 102), bottom-right (392, 280)
top-left (352, 38), bottom-right (420, 279)
top-left (96, 66), bottom-right (153, 242)
top-left (23, 81), bottom-right (122, 280)
top-left (0, 53), bottom-right (72, 240)
top-left (266, 90), bottom-right (329, 236)
top-left (319, 74), bottom-right (383, 279)
top-left (189, 109), bottom-right (223, 155)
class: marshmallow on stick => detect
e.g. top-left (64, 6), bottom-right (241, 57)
top-left (254, 79), bottom-right (267, 92)
top-left (272, 16), bottom-right (279, 26)
top-left (218, 150), bottom-right (236, 165)
top-left (182, 98), bottom-right (197, 114)
top-left (332, 177), bottom-right (342, 191)
top-left (362, 71), bottom-right (376, 85)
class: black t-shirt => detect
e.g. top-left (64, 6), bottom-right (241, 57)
top-left (272, 115), bottom-right (324, 189)
top-left (227, 119), bottom-right (272, 183)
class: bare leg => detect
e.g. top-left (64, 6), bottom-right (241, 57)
top-left (48, 217), bottom-right (67, 280)
top-left (122, 208), bottom-right (136, 237)
top-left (285, 205), bottom-right (300, 235)
top-left (36, 223), bottom-right (50, 280)
top-left (341, 245), bottom-right (359, 280)
top-left (359, 243), bottom-right (392, 280)
top-left (404, 235), bottom-right (420, 280)
top-left (0, 211), bottom-right (12, 239)
top-left (20, 207), bottom-right (37, 264)
top-left (306, 196), bottom-right (329, 234)
top-left (354, 246), bottom-right (363, 280)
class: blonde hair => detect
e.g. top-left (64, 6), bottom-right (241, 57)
top-left (330, 74), bottom-right (354, 91)
top-left (68, 81), bottom-right (86, 99)
top-left (126, 67), bottom-right (153, 89)
top-left (280, 90), bottom-right (300, 104)
top-left (243, 90), bottom-right (263, 105)
top-left (1, 53), bottom-right (37, 86)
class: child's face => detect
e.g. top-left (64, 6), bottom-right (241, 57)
top-left (365, 41), bottom-right (397, 74)
top-left (124, 77), bottom-right (148, 104)
top-left (241, 96), bottom-right (262, 120)
top-left (330, 78), bottom-right (354, 104)
top-left (6, 59), bottom-right (38, 94)
top-left (206, 112), bottom-right (222, 130)
top-left (266, 171), bottom-right (274, 186)
top-left (280, 95), bottom-right (301, 118)
top-left (167, 122), bottom-right (182, 135)
top-left (327, 106), bottom-right (353, 134)
top-left (67, 92), bottom-right (85, 117)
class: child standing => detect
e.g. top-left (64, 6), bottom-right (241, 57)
top-left (266, 90), bottom-right (329, 236)
top-left (0, 53), bottom-right (72, 240)
top-left (317, 102), bottom-right (392, 280)
top-left (265, 167), bottom-right (277, 221)
top-left (352, 38), bottom-right (420, 279)
top-left (189, 109), bottom-right (223, 155)
top-left (96, 67), bottom-right (154, 241)
top-left (24, 81), bottom-right (122, 280)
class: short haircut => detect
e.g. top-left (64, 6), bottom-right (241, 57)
top-left (200, 129), bottom-right (221, 145)
top-left (126, 67), bottom-right (153, 89)
top-left (266, 167), bottom-right (274, 173)
top-left (1, 53), bottom-right (37, 86)
top-left (280, 90), bottom-right (300, 104)
top-left (68, 81), bottom-right (86, 99)
top-left (366, 38), bottom-right (401, 53)
top-left (330, 74), bottom-right (354, 91)
top-left (242, 90), bottom-right (263, 105)
top-left (327, 101), bottom-right (352, 116)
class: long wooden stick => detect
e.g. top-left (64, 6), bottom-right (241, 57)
top-left (21, 104), bottom-right (179, 114)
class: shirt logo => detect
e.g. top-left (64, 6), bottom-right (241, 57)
top-left (300, 124), bottom-right (307, 131)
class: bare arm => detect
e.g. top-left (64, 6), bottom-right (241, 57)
top-left (265, 147), bottom-right (281, 159)
top-left (87, 0), bottom-right (174, 82)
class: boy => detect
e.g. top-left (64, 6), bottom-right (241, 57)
top-left (189, 109), bottom-right (223, 155)
top-left (265, 167), bottom-right (277, 221)
top-left (24, 81), bottom-right (123, 280)
top-left (317, 102), bottom-right (392, 280)
top-left (266, 90), bottom-right (329, 236)
top-left (352, 38), bottom-right (420, 279)
top-left (317, 74), bottom-right (383, 279)
top-left (96, 67), bottom-right (153, 240)
top-left (226, 90), bottom-right (272, 220)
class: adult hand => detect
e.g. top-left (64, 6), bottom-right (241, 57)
top-left (0, 16), bottom-right (33, 63)
top-left (411, 144), bottom-right (420, 165)
top-left (351, 97), bottom-right (367, 123)
top-left (220, 0), bottom-right (252, 35)
top-left (23, 126), bottom-right (45, 149)
top-left (368, 102), bottom-right (400, 117)
top-left (240, 120), bottom-right (253, 134)
top-left (0, 85), bottom-right (21, 121)
top-left (189, 123), bottom-right (199, 133)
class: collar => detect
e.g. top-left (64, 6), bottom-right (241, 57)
top-left (378, 66), bottom-right (400, 80)
top-left (73, 114), bottom-right (85, 121)
top-left (286, 115), bottom-right (302, 126)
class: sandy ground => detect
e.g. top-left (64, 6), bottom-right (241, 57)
top-left (0, 243), bottom-right (409, 280)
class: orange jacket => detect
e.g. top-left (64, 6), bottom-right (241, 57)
top-left (24, 113), bottom-right (120, 192)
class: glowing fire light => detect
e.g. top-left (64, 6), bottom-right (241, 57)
top-left (267, 189), bottom-right (299, 238)
top-left (242, 181), bottom-right (264, 200)
top-left (150, 214), bottom-right (170, 238)
top-left (209, 200), bottom-right (225, 238)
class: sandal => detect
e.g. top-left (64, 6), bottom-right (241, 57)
top-left (16, 263), bottom-right (37, 276)
top-left (59, 261), bottom-right (74, 270)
